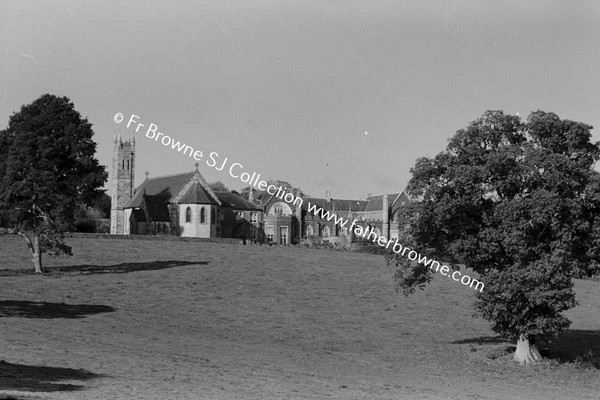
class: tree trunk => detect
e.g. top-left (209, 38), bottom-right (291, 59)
top-left (18, 232), bottom-right (43, 273)
top-left (514, 335), bottom-right (542, 365)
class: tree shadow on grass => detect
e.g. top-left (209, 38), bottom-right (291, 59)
top-left (544, 329), bottom-right (600, 369)
top-left (453, 331), bottom-right (600, 369)
top-left (451, 335), bottom-right (512, 345)
top-left (0, 260), bottom-right (208, 276)
top-left (0, 360), bottom-right (100, 392)
top-left (0, 301), bottom-right (115, 319)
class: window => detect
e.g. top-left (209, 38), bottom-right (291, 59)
top-left (185, 207), bottom-right (192, 223)
top-left (236, 212), bottom-right (243, 220)
top-left (306, 225), bottom-right (314, 237)
top-left (268, 202), bottom-right (292, 216)
top-left (250, 227), bottom-right (256, 240)
top-left (322, 226), bottom-right (330, 238)
top-left (279, 226), bottom-right (288, 245)
top-left (200, 207), bottom-right (206, 224)
top-left (126, 160), bottom-right (129, 170)
top-left (122, 159), bottom-right (125, 170)
top-left (250, 212), bottom-right (258, 223)
top-left (266, 226), bottom-right (274, 243)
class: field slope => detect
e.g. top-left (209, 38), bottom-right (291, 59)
top-left (0, 236), bottom-right (599, 399)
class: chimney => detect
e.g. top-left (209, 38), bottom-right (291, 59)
top-left (382, 194), bottom-right (389, 237)
top-left (249, 187), bottom-right (254, 202)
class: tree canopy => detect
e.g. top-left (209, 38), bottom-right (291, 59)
top-left (0, 94), bottom-right (107, 272)
top-left (209, 181), bottom-right (230, 192)
top-left (391, 110), bottom-right (600, 364)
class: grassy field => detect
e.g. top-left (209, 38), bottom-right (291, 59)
top-left (0, 235), bottom-right (599, 400)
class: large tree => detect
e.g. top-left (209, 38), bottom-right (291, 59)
top-left (0, 94), bottom-right (107, 272)
top-left (391, 110), bottom-right (600, 364)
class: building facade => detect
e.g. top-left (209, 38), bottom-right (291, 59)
top-left (110, 136), bottom-right (262, 239)
top-left (110, 135), bottom-right (409, 242)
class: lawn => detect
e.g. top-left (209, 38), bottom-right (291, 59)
top-left (0, 235), bottom-right (599, 399)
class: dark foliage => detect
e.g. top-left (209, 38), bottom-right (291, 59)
top-left (392, 110), bottom-right (600, 342)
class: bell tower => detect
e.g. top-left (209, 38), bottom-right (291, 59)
top-left (110, 132), bottom-right (135, 234)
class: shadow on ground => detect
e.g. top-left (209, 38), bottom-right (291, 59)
top-left (0, 360), bottom-right (100, 392)
top-left (0, 260), bottom-right (208, 276)
top-left (453, 331), bottom-right (600, 369)
top-left (0, 301), bottom-right (115, 319)
top-left (546, 329), bottom-right (600, 369)
top-left (451, 335), bottom-right (512, 345)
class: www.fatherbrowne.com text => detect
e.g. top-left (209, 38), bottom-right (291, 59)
top-left (113, 112), bottom-right (484, 292)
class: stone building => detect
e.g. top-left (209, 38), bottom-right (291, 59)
top-left (110, 135), bottom-right (262, 239)
top-left (254, 191), bottom-right (409, 245)
top-left (110, 134), bottom-right (408, 243)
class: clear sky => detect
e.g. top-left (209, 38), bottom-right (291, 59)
top-left (2, 1), bottom-right (599, 199)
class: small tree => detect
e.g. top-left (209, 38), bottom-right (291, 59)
top-left (0, 94), bottom-right (107, 272)
top-left (391, 110), bottom-right (600, 364)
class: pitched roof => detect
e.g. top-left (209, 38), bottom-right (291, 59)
top-left (301, 198), bottom-right (369, 212)
top-left (390, 192), bottom-right (410, 211)
top-left (125, 172), bottom-right (194, 208)
top-left (178, 181), bottom-right (219, 205)
top-left (215, 192), bottom-right (262, 211)
top-left (365, 193), bottom-right (401, 212)
top-left (142, 194), bottom-right (171, 221)
top-left (251, 190), bottom-right (273, 204)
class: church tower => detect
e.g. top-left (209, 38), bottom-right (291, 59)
top-left (110, 133), bottom-right (135, 234)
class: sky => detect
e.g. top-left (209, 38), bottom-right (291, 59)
top-left (2, 1), bottom-right (600, 200)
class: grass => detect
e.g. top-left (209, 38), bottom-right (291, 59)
top-left (0, 235), bottom-right (599, 399)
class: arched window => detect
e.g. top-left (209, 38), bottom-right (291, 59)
top-left (122, 159), bottom-right (125, 170)
top-left (306, 225), bottom-right (314, 237)
top-left (126, 160), bottom-right (130, 170)
top-left (185, 207), bottom-right (192, 223)
top-left (268, 202), bottom-right (292, 216)
top-left (322, 226), bottom-right (330, 237)
top-left (200, 207), bottom-right (206, 224)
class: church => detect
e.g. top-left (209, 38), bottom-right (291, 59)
top-left (110, 135), bottom-right (409, 244)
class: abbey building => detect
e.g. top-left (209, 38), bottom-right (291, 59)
top-left (110, 135), bottom-right (408, 244)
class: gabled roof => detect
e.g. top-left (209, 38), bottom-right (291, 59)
top-left (125, 172), bottom-right (194, 209)
top-left (215, 192), bottom-right (262, 211)
top-left (178, 181), bottom-right (219, 205)
top-left (364, 193), bottom-right (401, 212)
top-left (142, 194), bottom-right (171, 221)
top-left (390, 192), bottom-right (410, 210)
top-left (331, 199), bottom-right (369, 212)
top-left (251, 190), bottom-right (273, 205)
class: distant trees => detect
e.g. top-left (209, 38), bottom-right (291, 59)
top-left (391, 110), bottom-right (600, 364)
top-left (209, 181), bottom-right (229, 192)
top-left (0, 94), bottom-right (107, 272)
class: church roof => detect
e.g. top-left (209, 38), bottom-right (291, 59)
top-left (125, 172), bottom-right (194, 208)
top-left (178, 181), bottom-right (219, 205)
top-left (142, 194), bottom-right (171, 221)
top-left (215, 192), bottom-right (262, 211)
